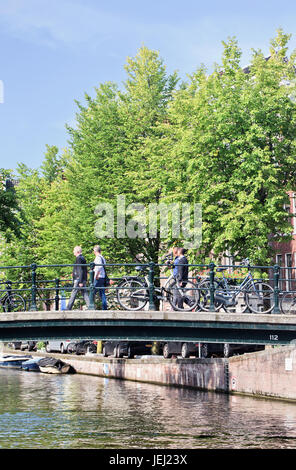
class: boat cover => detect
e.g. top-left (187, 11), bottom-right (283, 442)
top-left (38, 357), bottom-right (66, 370)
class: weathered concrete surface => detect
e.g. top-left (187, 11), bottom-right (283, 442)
top-left (228, 345), bottom-right (296, 400)
top-left (2, 310), bottom-right (296, 324)
top-left (66, 355), bottom-right (227, 392)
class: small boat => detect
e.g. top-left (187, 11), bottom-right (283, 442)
top-left (0, 355), bottom-right (32, 369)
top-left (21, 357), bottom-right (44, 372)
top-left (38, 357), bottom-right (71, 374)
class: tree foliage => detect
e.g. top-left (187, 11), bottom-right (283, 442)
top-left (2, 31), bottom-right (296, 273)
top-left (0, 169), bottom-right (20, 242)
top-left (165, 30), bottom-right (296, 264)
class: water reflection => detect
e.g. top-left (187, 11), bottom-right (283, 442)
top-left (1, 369), bottom-right (296, 448)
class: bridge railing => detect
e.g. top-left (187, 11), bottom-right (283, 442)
top-left (0, 260), bottom-right (294, 314)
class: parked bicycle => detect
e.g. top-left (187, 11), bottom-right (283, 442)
top-left (198, 259), bottom-right (274, 314)
top-left (280, 291), bottom-right (296, 314)
top-left (0, 281), bottom-right (26, 312)
top-left (116, 257), bottom-right (199, 312)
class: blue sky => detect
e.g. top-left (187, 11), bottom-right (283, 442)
top-left (1, 0), bottom-right (296, 171)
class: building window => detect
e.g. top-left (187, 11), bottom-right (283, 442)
top-left (286, 253), bottom-right (293, 291)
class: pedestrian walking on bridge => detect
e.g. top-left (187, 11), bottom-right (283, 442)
top-left (93, 245), bottom-right (108, 310)
top-left (66, 246), bottom-right (90, 310)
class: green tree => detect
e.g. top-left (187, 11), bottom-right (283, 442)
top-left (0, 169), bottom-right (20, 241)
top-left (40, 145), bottom-right (66, 183)
top-left (166, 30), bottom-right (296, 264)
top-left (0, 148), bottom-right (66, 280)
top-left (35, 174), bottom-right (77, 278)
top-left (0, 164), bottom-right (44, 269)
top-left (64, 46), bottom-right (179, 266)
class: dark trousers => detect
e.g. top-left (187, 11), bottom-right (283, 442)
top-left (172, 280), bottom-right (188, 309)
top-left (94, 278), bottom-right (107, 310)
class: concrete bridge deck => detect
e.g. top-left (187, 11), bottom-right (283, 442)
top-left (1, 310), bottom-right (296, 344)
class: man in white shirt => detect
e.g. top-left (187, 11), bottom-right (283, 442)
top-left (93, 245), bottom-right (107, 310)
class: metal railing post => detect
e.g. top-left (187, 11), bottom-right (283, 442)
top-left (273, 264), bottom-right (280, 314)
top-left (55, 278), bottom-right (60, 311)
top-left (148, 262), bottom-right (156, 311)
top-left (30, 263), bottom-right (37, 311)
top-left (88, 262), bottom-right (95, 310)
top-left (6, 281), bottom-right (12, 312)
top-left (209, 262), bottom-right (216, 312)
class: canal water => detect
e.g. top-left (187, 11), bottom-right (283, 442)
top-left (1, 368), bottom-right (296, 449)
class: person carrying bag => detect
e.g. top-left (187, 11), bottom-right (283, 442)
top-left (93, 245), bottom-right (108, 310)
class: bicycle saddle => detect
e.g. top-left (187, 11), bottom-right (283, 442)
top-left (216, 267), bottom-right (227, 272)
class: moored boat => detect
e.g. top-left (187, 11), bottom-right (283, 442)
top-left (0, 355), bottom-right (32, 369)
top-left (21, 357), bottom-right (44, 372)
top-left (38, 357), bottom-right (71, 374)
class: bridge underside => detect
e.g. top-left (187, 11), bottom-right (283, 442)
top-left (1, 311), bottom-right (296, 345)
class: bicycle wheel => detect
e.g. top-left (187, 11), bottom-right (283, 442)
top-left (198, 279), bottom-right (223, 311)
top-left (116, 278), bottom-right (148, 311)
top-left (222, 289), bottom-right (249, 314)
top-left (280, 292), bottom-right (296, 314)
top-left (4, 294), bottom-right (26, 312)
top-left (168, 280), bottom-right (199, 312)
top-left (245, 282), bottom-right (274, 314)
top-left (161, 277), bottom-right (177, 310)
top-left (163, 277), bottom-right (176, 302)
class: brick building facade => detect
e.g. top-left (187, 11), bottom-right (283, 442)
top-left (271, 191), bottom-right (296, 291)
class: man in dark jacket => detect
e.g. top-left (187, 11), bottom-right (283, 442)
top-left (66, 246), bottom-right (90, 310)
top-left (176, 248), bottom-right (189, 285)
top-left (175, 248), bottom-right (191, 309)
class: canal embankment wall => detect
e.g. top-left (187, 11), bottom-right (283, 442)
top-left (5, 345), bottom-right (296, 401)
top-left (228, 345), bottom-right (296, 400)
top-left (60, 354), bottom-right (228, 392)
